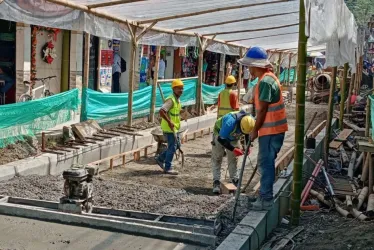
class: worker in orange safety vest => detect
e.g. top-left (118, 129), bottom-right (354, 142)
top-left (238, 46), bottom-right (288, 211)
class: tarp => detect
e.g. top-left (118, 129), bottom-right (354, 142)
top-left (0, 88), bottom-right (79, 148)
top-left (85, 78), bottom-right (223, 124)
top-left (0, 0), bottom-right (359, 58)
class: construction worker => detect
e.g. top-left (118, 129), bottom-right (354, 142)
top-left (211, 110), bottom-right (255, 194)
top-left (217, 75), bottom-right (240, 118)
top-left (238, 47), bottom-right (288, 210)
top-left (156, 79), bottom-right (185, 175)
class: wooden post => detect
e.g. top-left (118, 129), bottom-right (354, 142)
top-left (339, 63), bottom-right (348, 130)
top-left (370, 154), bottom-right (373, 195)
top-left (80, 32), bottom-right (90, 122)
top-left (149, 46), bottom-right (161, 122)
top-left (196, 36), bottom-right (205, 116)
top-left (127, 25), bottom-right (137, 126)
top-left (277, 52), bottom-right (283, 78)
top-left (237, 48), bottom-right (244, 103)
top-left (324, 67), bottom-right (337, 165)
top-left (346, 73), bottom-right (355, 114)
top-left (287, 53), bottom-right (292, 85)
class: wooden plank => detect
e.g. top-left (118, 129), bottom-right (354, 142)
top-left (329, 129), bottom-right (353, 149)
top-left (358, 141), bottom-right (374, 153)
top-left (220, 182), bottom-right (237, 194)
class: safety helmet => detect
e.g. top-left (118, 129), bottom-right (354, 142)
top-left (240, 115), bottom-right (255, 134)
top-left (238, 46), bottom-right (271, 68)
top-left (225, 75), bottom-right (236, 85)
top-left (172, 79), bottom-right (184, 88)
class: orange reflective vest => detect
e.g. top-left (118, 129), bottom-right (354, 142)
top-left (254, 72), bottom-right (288, 137)
top-left (217, 89), bottom-right (236, 118)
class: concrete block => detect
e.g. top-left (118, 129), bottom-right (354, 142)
top-left (120, 136), bottom-right (135, 153)
top-left (239, 211), bottom-right (267, 250)
top-left (100, 142), bottom-right (121, 160)
top-left (0, 164), bottom-right (16, 181)
top-left (14, 156), bottom-right (50, 176)
top-left (80, 145), bottom-right (101, 165)
top-left (216, 232), bottom-right (249, 250)
top-left (266, 197), bottom-right (280, 236)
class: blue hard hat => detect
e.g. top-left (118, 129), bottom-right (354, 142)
top-left (238, 46), bottom-right (271, 68)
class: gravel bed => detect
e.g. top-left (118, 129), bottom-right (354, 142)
top-left (0, 175), bottom-right (231, 219)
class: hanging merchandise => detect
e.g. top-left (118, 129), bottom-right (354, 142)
top-left (41, 41), bottom-right (57, 64)
top-left (179, 47), bottom-right (186, 57)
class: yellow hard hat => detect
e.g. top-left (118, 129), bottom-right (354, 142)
top-left (225, 75), bottom-right (236, 85)
top-left (240, 115), bottom-right (255, 134)
top-left (172, 79), bottom-right (184, 88)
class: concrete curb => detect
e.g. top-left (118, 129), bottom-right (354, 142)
top-left (0, 113), bottom-right (218, 181)
top-left (217, 119), bottom-right (336, 250)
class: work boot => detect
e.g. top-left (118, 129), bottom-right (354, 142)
top-left (155, 156), bottom-right (164, 170)
top-left (164, 169), bottom-right (179, 175)
top-left (213, 180), bottom-right (221, 194)
top-left (232, 179), bottom-right (239, 187)
top-left (249, 197), bottom-right (273, 211)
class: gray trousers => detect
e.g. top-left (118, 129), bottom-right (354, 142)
top-left (211, 136), bottom-right (239, 182)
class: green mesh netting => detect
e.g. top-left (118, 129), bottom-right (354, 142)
top-left (279, 68), bottom-right (297, 83)
top-left (84, 78), bottom-right (224, 124)
top-left (0, 88), bottom-right (80, 148)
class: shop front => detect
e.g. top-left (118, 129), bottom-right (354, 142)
top-left (0, 19), bottom-right (16, 105)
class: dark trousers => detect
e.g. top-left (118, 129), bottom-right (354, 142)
top-left (112, 72), bottom-right (121, 93)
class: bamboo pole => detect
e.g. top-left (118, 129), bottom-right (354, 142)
top-left (175, 11), bottom-right (297, 32)
top-left (87, 0), bottom-right (146, 8)
top-left (357, 186), bottom-right (368, 210)
top-left (237, 48), bottom-right (244, 103)
top-left (203, 23), bottom-right (298, 36)
top-left (138, 0), bottom-right (289, 24)
top-left (324, 67), bottom-right (337, 165)
top-left (80, 32), bottom-right (90, 122)
top-left (127, 25), bottom-right (137, 126)
top-left (291, 0), bottom-right (307, 226)
top-left (339, 63), bottom-right (348, 130)
top-left (149, 46), bottom-right (161, 122)
top-left (346, 73), bottom-right (355, 114)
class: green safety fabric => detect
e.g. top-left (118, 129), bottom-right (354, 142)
top-left (0, 88), bottom-right (80, 148)
top-left (85, 78), bottom-right (223, 125)
top-left (279, 68), bottom-right (297, 83)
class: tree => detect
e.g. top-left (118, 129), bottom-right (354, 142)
top-left (346, 0), bottom-right (374, 27)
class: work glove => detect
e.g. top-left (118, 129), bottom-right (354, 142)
top-left (233, 148), bottom-right (244, 157)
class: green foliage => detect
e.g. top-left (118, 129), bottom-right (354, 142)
top-left (346, 0), bottom-right (374, 27)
